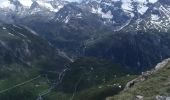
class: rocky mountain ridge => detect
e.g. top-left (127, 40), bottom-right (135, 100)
top-left (1, 0), bottom-right (170, 31)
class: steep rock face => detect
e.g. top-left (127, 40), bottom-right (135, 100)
top-left (0, 23), bottom-right (69, 71)
top-left (85, 31), bottom-right (170, 72)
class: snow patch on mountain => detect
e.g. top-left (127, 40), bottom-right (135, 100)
top-left (91, 7), bottom-right (113, 19)
top-left (114, 17), bottom-right (132, 31)
top-left (149, 0), bottom-right (158, 3)
top-left (138, 5), bottom-right (148, 15)
top-left (121, 0), bottom-right (158, 15)
top-left (65, 0), bottom-right (82, 2)
top-left (0, 0), bottom-right (66, 14)
top-left (151, 14), bottom-right (160, 21)
top-left (64, 16), bottom-right (70, 23)
top-left (8, 32), bottom-right (15, 36)
top-left (1, 0), bottom-right (170, 33)
top-left (0, 1), bottom-right (16, 11)
top-left (76, 13), bottom-right (82, 18)
top-left (18, 0), bottom-right (33, 7)
top-left (36, 0), bottom-right (54, 11)
top-left (121, 2), bottom-right (133, 12)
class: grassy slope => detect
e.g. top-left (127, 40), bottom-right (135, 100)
top-left (42, 57), bottom-right (137, 100)
top-left (43, 75), bottom-right (136, 100)
top-left (0, 58), bottom-right (136, 100)
top-left (0, 24), bottom-right (69, 100)
top-left (108, 62), bottom-right (170, 100)
top-left (0, 66), bottom-right (50, 100)
top-left (0, 24), bottom-right (138, 100)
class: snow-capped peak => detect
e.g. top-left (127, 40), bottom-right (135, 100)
top-left (0, 0), bottom-right (69, 18)
top-left (121, 0), bottom-right (158, 15)
top-left (0, 0), bottom-right (16, 11)
top-left (36, 0), bottom-right (55, 11)
top-left (18, 0), bottom-right (33, 7)
top-left (1, 0), bottom-right (170, 32)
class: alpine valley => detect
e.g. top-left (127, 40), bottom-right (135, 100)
top-left (0, 0), bottom-right (170, 100)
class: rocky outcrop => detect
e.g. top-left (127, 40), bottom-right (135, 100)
top-left (125, 58), bottom-right (170, 90)
top-left (136, 95), bottom-right (144, 100)
top-left (154, 58), bottom-right (170, 71)
top-left (155, 95), bottom-right (170, 100)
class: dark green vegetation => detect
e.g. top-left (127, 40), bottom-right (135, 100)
top-left (0, 23), bottom-right (136, 100)
top-left (60, 57), bottom-right (127, 93)
top-left (15, 0), bottom-right (170, 74)
top-left (1, 23), bottom-right (170, 100)
top-left (43, 75), bottom-right (136, 100)
top-left (1, 0), bottom-right (170, 99)
top-left (0, 55), bottom-right (136, 100)
top-left (0, 24), bottom-right (68, 100)
top-left (0, 24), bottom-right (69, 69)
top-left (1, 22), bottom-right (170, 100)
top-left (43, 57), bottom-right (136, 100)
top-left (22, 14), bottom-right (170, 73)
top-left (85, 31), bottom-right (170, 72)
top-left (0, 57), bottom-right (135, 100)
top-left (0, 72), bottom-right (49, 100)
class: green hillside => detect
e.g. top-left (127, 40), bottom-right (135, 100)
top-left (107, 59), bottom-right (170, 100)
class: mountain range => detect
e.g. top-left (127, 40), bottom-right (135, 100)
top-left (1, 0), bottom-right (170, 31)
top-left (1, 0), bottom-right (169, 72)
top-left (0, 0), bottom-right (170, 100)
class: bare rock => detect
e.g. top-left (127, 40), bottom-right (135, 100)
top-left (136, 95), bottom-right (143, 100)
